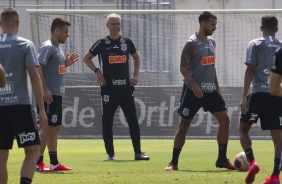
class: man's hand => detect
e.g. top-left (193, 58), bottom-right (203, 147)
top-left (240, 96), bottom-right (248, 114)
top-left (192, 85), bottom-right (203, 98)
top-left (96, 71), bottom-right (106, 86)
top-left (43, 88), bottom-right (53, 104)
top-left (130, 74), bottom-right (138, 86)
top-left (38, 110), bottom-right (48, 128)
top-left (65, 52), bottom-right (79, 67)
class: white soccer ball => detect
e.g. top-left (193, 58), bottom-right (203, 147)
top-left (234, 151), bottom-right (250, 171)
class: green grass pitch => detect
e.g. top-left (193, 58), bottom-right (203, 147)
top-left (7, 139), bottom-right (274, 183)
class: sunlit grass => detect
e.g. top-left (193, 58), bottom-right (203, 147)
top-left (7, 139), bottom-right (274, 184)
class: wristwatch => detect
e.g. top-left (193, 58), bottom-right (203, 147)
top-left (94, 68), bottom-right (100, 73)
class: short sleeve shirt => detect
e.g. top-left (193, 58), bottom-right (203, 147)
top-left (0, 34), bottom-right (38, 106)
top-left (245, 36), bottom-right (282, 93)
top-left (89, 36), bottom-right (136, 88)
top-left (38, 40), bottom-right (66, 96)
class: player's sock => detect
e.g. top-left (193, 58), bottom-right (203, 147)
top-left (272, 158), bottom-right (280, 175)
top-left (218, 143), bottom-right (227, 160)
top-left (36, 156), bottom-right (43, 165)
top-left (49, 151), bottom-right (59, 165)
top-left (20, 177), bottom-right (32, 184)
top-left (245, 148), bottom-right (255, 165)
top-left (171, 148), bottom-right (181, 165)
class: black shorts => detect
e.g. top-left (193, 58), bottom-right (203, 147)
top-left (178, 85), bottom-right (226, 119)
top-left (39, 95), bottom-right (62, 126)
top-left (240, 92), bottom-right (282, 130)
top-left (0, 105), bottom-right (40, 149)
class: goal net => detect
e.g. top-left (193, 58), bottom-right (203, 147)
top-left (27, 9), bottom-right (282, 139)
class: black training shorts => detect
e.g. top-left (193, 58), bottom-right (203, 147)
top-left (240, 92), bottom-right (282, 130)
top-left (0, 105), bottom-right (40, 149)
top-left (42, 95), bottom-right (62, 126)
top-left (178, 85), bottom-right (226, 119)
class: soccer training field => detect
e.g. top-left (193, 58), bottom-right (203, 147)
top-left (8, 139), bottom-right (274, 184)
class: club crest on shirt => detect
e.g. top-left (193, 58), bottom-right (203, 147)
top-left (103, 95), bottom-right (110, 103)
top-left (121, 43), bottom-right (127, 51)
top-left (209, 40), bottom-right (215, 52)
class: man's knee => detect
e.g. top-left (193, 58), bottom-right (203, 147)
top-left (24, 145), bottom-right (40, 160)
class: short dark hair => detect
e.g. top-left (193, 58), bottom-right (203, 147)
top-left (199, 11), bottom-right (217, 24)
top-left (261, 15), bottom-right (278, 31)
top-left (51, 18), bottom-right (71, 33)
top-left (0, 7), bottom-right (19, 27)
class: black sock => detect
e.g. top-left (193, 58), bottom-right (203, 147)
top-left (20, 177), bottom-right (32, 184)
top-left (171, 148), bottom-right (181, 166)
top-left (49, 151), bottom-right (59, 165)
top-left (244, 148), bottom-right (255, 163)
top-left (272, 158), bottom-right (280, 175)
top-left (36, 156), bottom-right (43, 165)
top-left (218, 144), bottom-right (227, 160)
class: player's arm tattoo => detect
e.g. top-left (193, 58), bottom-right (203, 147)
top-left (180, 40), bottom-right (196, 68)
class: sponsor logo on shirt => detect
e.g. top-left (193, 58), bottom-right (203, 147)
top-left (201, 56), bottom-right (215, 65)
top-left (113, 45), bottom-right (119, 49)
top-left (250, 113), bottom-right (258, 121)
top-left (201, 82), bottom-right (215, 91)
top-left (60, 86), bottom-right (65, 93)
top-left (109, 55), bottom-right (127, 64)
top-left (0, 81), bottom-right (14, 95)
top-left (112, 79), bottom-right (126, 85)
top-left (0, 44), bottom-right (11, 48)
top-left (58, 65), bottom-right (66, 74)
top-left (19, 132), bottom-right (36, 144)
top-left (265, 41), bottom-right (279, 48)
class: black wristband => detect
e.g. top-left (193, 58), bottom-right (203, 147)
top-left (94, 68), bottom-right (100, 73)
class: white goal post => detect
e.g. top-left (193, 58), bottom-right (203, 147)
top-left (26, 9), bottom-right (282, 139)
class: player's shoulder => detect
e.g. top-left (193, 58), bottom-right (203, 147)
top-left (247, 37), bottom-right (263, 47)
top-left (38, 40), bottom-right (57, 55)
top-left (185, 36), bottom-right (197, 48)
top-left (40, 39), bottom-right (54, 48)
top-left (16, 36), bottom-right (34, 46)
top-left (94, 36), bottom-right (110, 45)
top-left (119, 35), bottom-right (132, 43)
top-left (207, 36), bottom-right (215, 42)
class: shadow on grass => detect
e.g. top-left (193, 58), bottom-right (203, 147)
top-left (178, 169), bottom-right (238, 173)
top-left (35, 171), bottom-right (74, 174)
top-left (101, 160), bottom-right (140, 162)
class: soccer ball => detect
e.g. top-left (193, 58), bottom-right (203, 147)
top-left (234, 152), bottom-right (250, 171)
